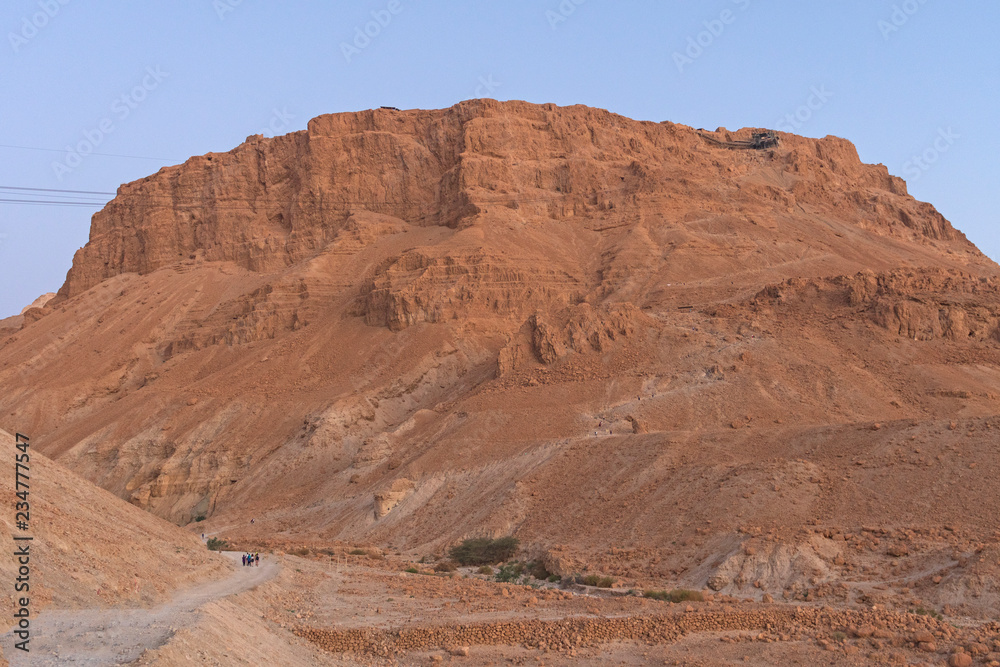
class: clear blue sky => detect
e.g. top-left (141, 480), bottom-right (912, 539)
top-left (1, 0), bottom-right (997, 317)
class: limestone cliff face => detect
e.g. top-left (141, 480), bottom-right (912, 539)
top-left (57, 100), bottom-right (971, 305)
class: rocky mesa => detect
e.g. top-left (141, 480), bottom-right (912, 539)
top-left (3, 100), bottom-right (1000, 615)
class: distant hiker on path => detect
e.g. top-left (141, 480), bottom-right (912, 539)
top-left (241, 554), bottom-right (246, 566)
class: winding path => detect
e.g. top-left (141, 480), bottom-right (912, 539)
top-left (1, 552), bottom-right (278, 666)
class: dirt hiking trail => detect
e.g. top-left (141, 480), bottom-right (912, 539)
top-left (1, 552), bottom-right (278, 666)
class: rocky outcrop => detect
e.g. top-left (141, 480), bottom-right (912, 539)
top-left (754, 269), bottom-right (1000, 342)
top-left (374, 478), bottom-right (414, 518)
top-left (529, 303), bottom-right (643, 364)
top-left (55, 101), bottom-right (976, 307)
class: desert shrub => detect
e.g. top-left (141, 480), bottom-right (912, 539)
top-left (349, 548), bottom-right (368, 556)
top-left (434, 560), bottom-right (458, 573)
top-left (581, 575), bottom-right (615, 588)
top-left (290, 547), bottom-right (310, 557)
top-left (194, 515), bottom-right (206, 522)
top-left (912, 606), bottom-right (942, 620)
top-left (206, 537), bottom-right (228, 551)
top-left (547, 574), bottom-right (562, 583)
top-left (643, 589), bottom-right (704, 603)
top-left (477, 565), bottom-right (494, 575)
top-left (494, 562), bottom-right (526, 584)
top-left (449, 537), bottom-right (519, 566)
top-left (404, 567), bottom-right (419, 574)
top-left (831, 631), bottom-right (847, 643)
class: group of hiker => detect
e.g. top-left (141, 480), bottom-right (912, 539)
top-left (242, 552), bottom-right (260, 567)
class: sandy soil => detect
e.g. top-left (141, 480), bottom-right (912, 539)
top-left (133, 550), bottom-right (1000, 666)
top-left (0, 552), bottom-right (275, 666)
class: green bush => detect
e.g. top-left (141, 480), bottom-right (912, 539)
top-left (449, 537), bottom-right (519, 566)
top-left (494, 562), bottom-right (526, 584)
top-left (206, 537), bottom-right (228, 551)
top-left (581, 575), bottom-right (615, 588)
top-left (643, 589), bottom-right (704, 603)
top-left (404, 567), bottom-right (419, 574)
top-left (547, 574), bottom-right (562, 583)
top-left (194, 515), bottom-right (206, 522)
top-left (477, 565), bottom-right (494, 575)
top-left (349, 548), bottom-right (368, 556)
top-left (912, 606), bottom-right (943, 620)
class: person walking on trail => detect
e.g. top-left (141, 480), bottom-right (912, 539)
top-left (241, 554), bottom-right (246, 566)
top-left (256, 552), bottom-right (260, 566)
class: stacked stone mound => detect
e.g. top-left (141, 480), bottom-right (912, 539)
top-left (293, 606), bottom-right (999, 658)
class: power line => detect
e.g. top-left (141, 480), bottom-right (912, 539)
top-left (0, 185), bottom-right (116, 196)
top-left (0, 198), bottom-right (104, 207)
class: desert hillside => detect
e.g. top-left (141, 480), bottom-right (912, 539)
top-left (2, 100), bottom-right (999, 615)
top-left (0, 428), bottom-right (229, 619)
